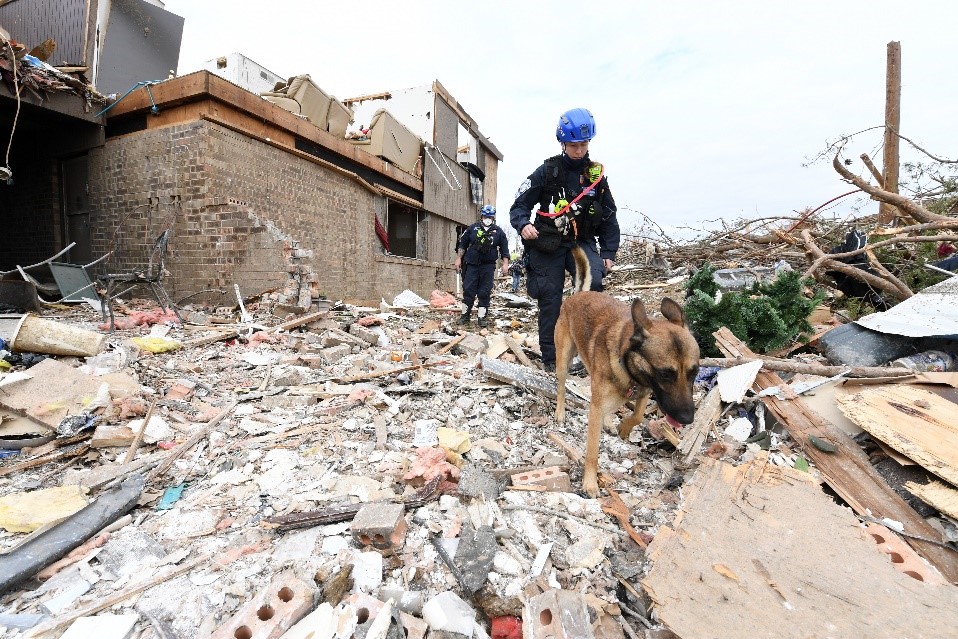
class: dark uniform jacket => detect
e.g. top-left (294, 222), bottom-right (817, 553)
top-left (457, 222), bottom-right (509, 265)
top-left (509, 153), bottom-right (619, 260)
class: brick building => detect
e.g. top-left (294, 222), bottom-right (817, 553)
top-left (0, 3), bottom-right (503, 309)
top-left (87, 72), bottom-right (502, 306)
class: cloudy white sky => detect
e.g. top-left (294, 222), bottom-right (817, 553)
top-left (163, 1), bottom-right (958, 239)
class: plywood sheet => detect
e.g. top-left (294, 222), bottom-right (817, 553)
top-left (836, 385), bottom-right (958, 486)
top-left (0, 358), bottom-right (103, 429)
top-left (643, 456), bottom-right (958, 639)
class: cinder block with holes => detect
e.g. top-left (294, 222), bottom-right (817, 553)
top-left (350, 502), bottom-right (407, 554)
top-left (511, 466), bottom-right (572, 492)
top-left (344, 592), bottom-right (427, 639)
top-left (211, 572), bottom-right (314, 639)
top-left (864, 523), bottom-right (947, 585)
top-left (524, 589), bottom-right (594, 639)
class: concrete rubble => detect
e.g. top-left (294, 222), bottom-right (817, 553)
top-left (1, 244), bottom-right (957, 639)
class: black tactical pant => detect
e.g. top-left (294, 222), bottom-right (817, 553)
top-left (526, 241), bottom-right (604, 365)
top-left (462, 261), bottom-right (495, 309)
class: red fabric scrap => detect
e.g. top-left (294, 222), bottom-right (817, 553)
top-left (375, 215), bottom-right (390, 251)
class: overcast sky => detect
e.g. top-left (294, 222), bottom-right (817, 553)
top-left (163, 1), bottom-right (958, 240)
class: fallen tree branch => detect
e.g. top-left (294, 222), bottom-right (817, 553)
top-left (800, 229), bottom-right (913, 300)
top-left (833, 154), bottom-right (952, 223)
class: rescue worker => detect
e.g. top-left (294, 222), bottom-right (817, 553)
top-left (509, 249), bottom-right (526, 293)
top-left (509, 107), bottom-right (620, 372)
top-left (455, 204), bottom-right (510, 328)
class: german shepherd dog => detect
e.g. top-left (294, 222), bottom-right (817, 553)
top-left (555, 247), bottom-right (700, 497)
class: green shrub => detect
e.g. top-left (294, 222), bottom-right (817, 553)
top-left (684, 264), bottom-right (825, 356)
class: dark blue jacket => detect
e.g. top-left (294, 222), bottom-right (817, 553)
top-left (457, 222), bottom-right (509, 265)
top-left (509, 153), bottom-right (619, 260)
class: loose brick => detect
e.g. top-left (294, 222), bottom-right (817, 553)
top-left (350, 502), bottom-right (407, 554)
top-left (864, 522), bottom-right (947, 584)
top-left (511, 466), bottom-right (572, 493)
top-left (210, 572), bottom-right (314, 639)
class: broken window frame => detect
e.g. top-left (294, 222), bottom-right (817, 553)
top-left (385, 198), bottom-right (427, 260)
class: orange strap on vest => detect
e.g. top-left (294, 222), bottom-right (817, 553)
top-left (536, 169), bottom-right (604, 219)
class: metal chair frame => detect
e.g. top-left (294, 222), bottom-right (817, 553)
top-left (97, 198), bottom-right (184, 332)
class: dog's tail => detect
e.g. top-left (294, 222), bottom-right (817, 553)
top-left (571, 245), bottom-right (592, 293)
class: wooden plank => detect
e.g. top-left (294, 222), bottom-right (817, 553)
top-left (836, 385), bottom-right (958, 485)
top-left (503, 335), bottom-right (536, 368)
top-left (712, 327), bottom-right (958, 583)
top-left (643, 456), bottom-right (958, 639)
top-left (677, 385), bottom-right (723, 465)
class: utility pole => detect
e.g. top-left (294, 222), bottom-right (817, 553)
top-left (879, 41), bottom-right (901, 224)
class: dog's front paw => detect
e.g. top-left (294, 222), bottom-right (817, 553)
top-left (582, 476), bottom-right (599, 499)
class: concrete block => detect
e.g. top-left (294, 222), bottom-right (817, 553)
top-left (296, 354), bottom-right (325, 369)
top-left (61, 614), bottom-right (138, 639)
top-left (864, 523), bottom-right (947, 584)
top-left (344, 593), bottom-right (428, 639)
top-left (351, 502), bottom-right (407, 554)
top-left (422, 591), bottom-right (476, 636)
top-left (260, 394), bottom-right (318, 409)
top-left (458, 464), bottom-right (503, 500)
top-left (377, 586), bottom-right (425, 615)
top-left (348, 323), bottom-right (380, 346)
top-left (511, 466), bottom-right (572, 492)
top-left (211, 572), bottom-right (314, 639)
top-left (322, 344), bottom-right (352, 364)
top-left (457, 334), bottom-right (488, 357)
top-left (524, 589), bottom-right (594, 639)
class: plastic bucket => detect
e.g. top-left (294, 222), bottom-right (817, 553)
top-left (8, 314), bottom-right (105, 357)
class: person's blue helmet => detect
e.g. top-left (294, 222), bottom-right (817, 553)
top-left (556, 108), bottom-right (596, 143)
top-left (480, 204), bottom-right (496, 217)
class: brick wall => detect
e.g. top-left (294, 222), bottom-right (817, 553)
top-left (88, 120), bottom-right (457, 305)
top-left (0, 146), bottom-right (60, 271)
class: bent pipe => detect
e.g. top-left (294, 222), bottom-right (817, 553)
top-left (0, 474), bottom-right (143, 595)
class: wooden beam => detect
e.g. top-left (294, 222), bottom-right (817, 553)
top-left (712, 327), bottom-right (958, 583)
top-left (879, 41), bottom-right (902, 224)
top-left (342, 91), bottom-right (392, 105)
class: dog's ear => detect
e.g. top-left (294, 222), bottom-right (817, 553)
top-left (630, 299), bottom-right (652, 343)
top-left (660, 297), bottom-right (686, 326)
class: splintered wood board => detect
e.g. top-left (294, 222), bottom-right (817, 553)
top-left (836, 385), bottom-right (958, 486)
top-left (905, 481), bottom-right (958, 521)
top-left (642, 456), bottom-right (958, 639)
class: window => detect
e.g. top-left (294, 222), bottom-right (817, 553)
top-left (386, 199), bottom-right (426, 259)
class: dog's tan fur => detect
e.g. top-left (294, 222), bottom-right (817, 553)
top-left (555, 248), bottom-right (700, 497)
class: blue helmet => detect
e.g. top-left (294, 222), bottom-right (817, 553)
top-left (480, 204), bottom-right (496, 217)
top-left (556, 108), bottom-right (596, 143)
